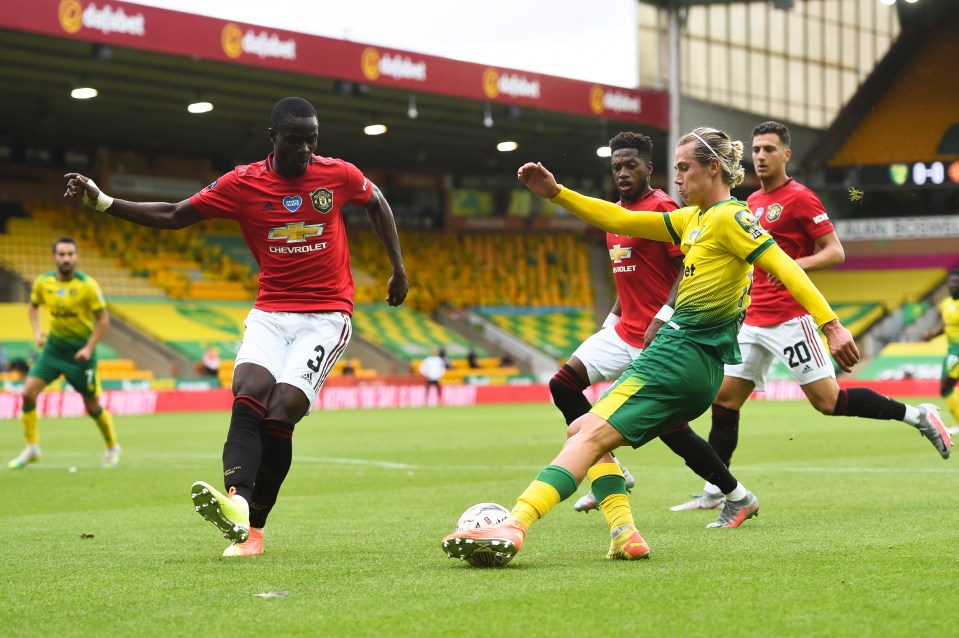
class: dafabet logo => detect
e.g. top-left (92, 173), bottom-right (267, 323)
top-left (361, 47), bottom-right (427, 82)
top-left (482, 68), bottom-right (540, 100)
top-left (58, 0), bottom-right (146, 36)
top-left (220, 23), bottom-right (297, 60)
top-left (58, 0), bottom-right (82, 33)
top-left (589, 85), bottom-right (642, 115)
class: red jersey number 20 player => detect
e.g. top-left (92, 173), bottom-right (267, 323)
top-left (672, 121), bottom-right (951, 512)
top-left (64, 97), bottom-right (409, 556)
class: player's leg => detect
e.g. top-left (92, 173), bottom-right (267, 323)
top-left (224, 312), bottom-right (351, 557)
top-left (803, 377), bottom-right (952, 458)
top-left (940, 352), bottom-right (959, 433)
top-left (672, 328), bottom-right (768, 511)
top-left (560, 330), bottom-right (641, 512)
top-left (549, 356), bottom-right (592, 425)
top-left (443, 413), bottom-right (632, 565)
top-left (9, 375), bottom-right (47, 469)
top-left (62, 352), bottom-right (120, 467)
top-left (80, 394), bottom-right (120, 468)
top-left (192, 310), bottom-right (284, 545)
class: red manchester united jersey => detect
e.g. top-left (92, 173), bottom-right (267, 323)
top-left (190, 153), bottom-right (373, 314)
top-left (746, 178), bottom-right (834, 326)
top-left (608, 188), bottom-right (683, 347)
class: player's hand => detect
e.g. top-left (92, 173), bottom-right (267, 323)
top-left (386, 270), bottom-right (409, 306)
top-left (643, 319), bottom-right (664, 348)
top-left (63, 173), bottom-right (100, 204)
top-left (75, 345), bottom-right (94, 362)
top-left (821, 320), bottom-right (859, 373)
top-left (35, 332), bottom-right (46, 347)
top-left (517, 162), bottom-right (561, 199)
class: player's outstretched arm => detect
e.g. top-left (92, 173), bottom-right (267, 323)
top-left (64, 173), bottom-right (203, 229)
top-left (363, 184), bottom-right (408, 307)
top-left (517, 162), bottom-right (672, 240)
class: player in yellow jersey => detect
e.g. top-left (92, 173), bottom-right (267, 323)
top-left (440, 127), bottom-right (859, 567)
top-left (8, 237), bottom-right (120, 470)
top-left (925, 269), bottom-right (959, 433)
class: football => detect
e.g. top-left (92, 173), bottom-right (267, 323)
top-left (455, 502), bottom-right (512, 532)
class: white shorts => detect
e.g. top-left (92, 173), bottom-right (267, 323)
top-left (724, 315), bottom-right (834, 391)
top-left (235, 308), bottom-right (352, 407)
top-left (569, 327), bottom-right (644, 384)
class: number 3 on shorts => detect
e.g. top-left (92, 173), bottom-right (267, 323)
top-left (307, 345), bottom-right (326, 373)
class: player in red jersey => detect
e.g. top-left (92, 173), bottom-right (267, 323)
top-left (64, 97), bottom-right (408, 556)
top-left (672, 121), bottom-right (951, 512)
top-left (550, 133), bottom-right (749, 523)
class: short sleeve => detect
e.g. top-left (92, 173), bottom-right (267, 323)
top-left (796, 190), bottom-right (834, 240)
top-left (87, 278), bottom-right (107, 313)
top-left (189, 170), bottom-right (242, 220)
top-left (663, 207), bottom-right (695, 245)
top-left (718, 207), bottom-right (776, 264)
top-left (30, 277), bottom-right (42, 306)
top-left (343, 161), bottom-right (374, 206)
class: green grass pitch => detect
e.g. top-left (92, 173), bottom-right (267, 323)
top-left (2, 400), bottom-right (957, 637)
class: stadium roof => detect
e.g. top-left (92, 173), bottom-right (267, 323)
top-left (0, 1), bottom-right (674, 182)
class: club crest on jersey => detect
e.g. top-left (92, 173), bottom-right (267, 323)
top-left (311, 188), bottom-right (333, 213)
top-left (765, 204), bottom-right (782, 222)
top-left (282, 196), bottom-right (303, 213)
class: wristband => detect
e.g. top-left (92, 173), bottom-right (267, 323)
top-left (81, 179), bottom-right (114, 212)
top-left (602, 313), bottom-right (620, 329)
top-left (654, 305), bottom-right (674, 322)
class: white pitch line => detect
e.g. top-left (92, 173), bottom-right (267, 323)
top-left (738, 465), bottom-right (959, 474)
top-left (296, 456), bottom-right (419, 470)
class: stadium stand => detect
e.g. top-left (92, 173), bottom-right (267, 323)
top-left (830, 17), bottom-right (959, 166)
top-left (348, 230), bottom-right (593, 314)
top-left (473, 307), bottom-right (596, 361)
top-left (0, 206), bottom-right (166, 299)
top-left (808, 267), bottom-right (947, 338)
top-left (350, 303), bottom-right (479, 361)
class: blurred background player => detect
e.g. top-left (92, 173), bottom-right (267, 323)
top-left (672, 121), bottom-right (952, 512)
top-left (547, 132), bottom-right (683, 510)
top-left (419, 349), bottom-right (447, 405)
top-left (924, 269), bottom-right (959, 434)
top-left (8, 237), bottom-right (120, 470)
top-left (64, 97), bottom-right (408, 556)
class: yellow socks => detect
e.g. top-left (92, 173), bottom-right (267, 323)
top-left (511, 464), bottom-right (578, 529)
top-left (92, 408), bottom-right (118, 448)
top-left (587, 462), bottom-right (634, 532)
top-left (22, 405), bottom-right (39, 445)
top-left (946, 390), bottom-right (959, 426)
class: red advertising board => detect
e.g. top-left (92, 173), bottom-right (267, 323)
top-left (0, 379), bottom-right (940, 420)
top-left (1, 0), bottom-right (668, 129)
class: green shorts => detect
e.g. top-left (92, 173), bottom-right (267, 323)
top-left (29, 341), bottom-right (101, 397)
top-left (590, 330), bottom-right (724, 448)
top-left (944, 344), bottom-right (959, 381)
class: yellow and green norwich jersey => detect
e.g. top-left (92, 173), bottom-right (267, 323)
top-left (940, 296), bottom-right (959, 347)
top-left (30, 271), bottom-right (106, 348)
top-left (662, 200), bottom-right (774, 329)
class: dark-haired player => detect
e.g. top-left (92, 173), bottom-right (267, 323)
top-left (672, 121), bottom-right (951, 512)
top-left (64, 97), bottom-right (409, 556)
top-left (9, 236), bottom-right (120, 470)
